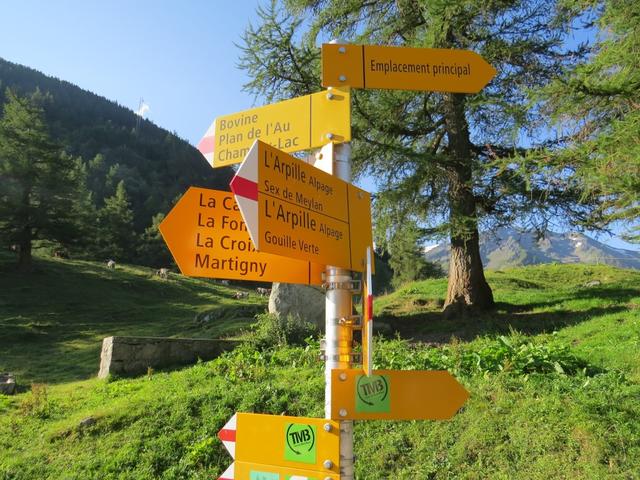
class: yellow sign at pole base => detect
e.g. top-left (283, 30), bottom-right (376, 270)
top-left (233, 413), bottom-right (340, 475)
top-left (234, 461), bottom-right (340, 480)
top-left (331, 369), bottom-right (469, 421)
top-left (322, 44), bottom-right (496, 93)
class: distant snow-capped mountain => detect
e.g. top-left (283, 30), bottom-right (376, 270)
top-left (425, 228), bottom-right (640, 270)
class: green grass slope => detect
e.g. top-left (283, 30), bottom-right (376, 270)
top-left (0, 262), bottom-right (639, 479)
top-left (0, 252), bottom-right (265, 384)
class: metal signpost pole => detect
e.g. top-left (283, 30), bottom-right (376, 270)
top-left (324, 142), bottom-right (354, 480)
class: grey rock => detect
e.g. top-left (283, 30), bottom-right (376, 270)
top-left (269, 283), bottom-right (325, 330)
top-left (0, 373), bottom-right (16, 395)
top-left (98, 336), bottom-right (239, 378)
top-left (583, 280), bottom-right (602, 287)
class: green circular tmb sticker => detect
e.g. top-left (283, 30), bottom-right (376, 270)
top-left (356, 374), bottom-right (391, 413)
top-left (284, 423), bottom-right (316, 464)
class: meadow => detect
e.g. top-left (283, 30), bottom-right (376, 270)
top-left (0, 253), bottom-right (639, 479)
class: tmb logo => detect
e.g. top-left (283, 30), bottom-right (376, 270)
top-left (356, 374), bottom-right (390, 413)
top-left (284, 423), bottom-right (317, 464)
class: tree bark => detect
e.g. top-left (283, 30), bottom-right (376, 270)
top-left (442, 93), bottom-right (494, 316)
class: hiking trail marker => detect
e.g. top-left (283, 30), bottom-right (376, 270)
top-left (322, 44), bottom-right (496, 93)
top-left (331, 369), bottom-right (469, 421)
top-left (362, 246), bottom-right (374, 376)
top-left (159, 187), bottom-right (324, 284)
top-left (230, 140), bottom-right (373, 272)
top-left (198, 89), bottom-right (351, 168)
top-left (218, 413), bottom-right (340, 480)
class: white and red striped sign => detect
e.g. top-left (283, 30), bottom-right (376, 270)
top-left (218, 413), bottom-right (237, 458)
top-left (218, 462), bottom-right (234, 480)
top-left (197, 122), bottom-right (215, 167)
top-left (365, 246), bottom-right (374, 376)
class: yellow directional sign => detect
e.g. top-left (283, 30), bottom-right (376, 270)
top-left (198, 89), bottom-right (351, 168)
top-left (234, 461), bottom-right (339, 480)
top-left (331, 369), bottom-right (469, 421)
top-left (322, 44), bottom-right (496, 93)
top-left (234, 413), bottom-right (340, 475)
top-left (231, 140), bottom-right (373, 272)
top-left (158, 187), bottom-right (324, 284)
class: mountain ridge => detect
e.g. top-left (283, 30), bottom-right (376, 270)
top-left (0, 56), bottom-right (233, 232)
top-left (425, 228), bottom-right (640, 270)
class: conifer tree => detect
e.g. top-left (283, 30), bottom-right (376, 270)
top-left (96, 180), bottom-right (135, 261)
top-left (0, 89), bottom-right (84, 271)
top-left (238, 1), bottom-right (598, 315)
top-left (137, 212), bottom-right (174, 267)
top-left (542, 0), bottom-right (640, 241)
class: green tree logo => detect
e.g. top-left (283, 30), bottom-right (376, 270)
top-left (284, 423), bottom-right (316, 464)
top-left (356, 374), bottom-right (390, 413)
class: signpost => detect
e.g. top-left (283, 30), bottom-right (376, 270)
top-left (330, 369), bottom-right (469, 421)
top-left (218, 413), bottom-right (341, 479)
top-left (198, 89), bottom-right (351, 168)
top-left (184, 40), bottom-right (489, 480)
top-left (322, 44), bottom-right (496, 93)
top-left (230, 140), bottom-right (373, 272)
top-left (159, 187), bottom-right (324, 284)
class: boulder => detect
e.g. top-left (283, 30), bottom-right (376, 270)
top-left (98, 336), bottom-right (239, 378)
top-left (0, 373), bottom-right (16, 395)
top-left (269, 283), bottom-right (325, 330)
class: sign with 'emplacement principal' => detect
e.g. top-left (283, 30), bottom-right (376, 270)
top-left (322, 43), bottom-right (496, 93)
top-left (231, 140), bottom-right (373, 272)
top-left (198, 89), bottom-right (351, 168)
top-left (158, 187), bottom-right (324, 284)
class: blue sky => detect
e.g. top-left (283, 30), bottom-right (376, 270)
top-left (1, 1), bottom-right (637, 251)
top-left (0, 0), bottom-right (259, 146)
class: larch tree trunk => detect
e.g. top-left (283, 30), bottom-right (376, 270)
top-left (442, 93), bottom-right (494, 316)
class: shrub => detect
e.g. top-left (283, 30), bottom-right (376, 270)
top-left (242, 313), bottom-right (318, 350)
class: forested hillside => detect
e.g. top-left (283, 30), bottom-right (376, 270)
top-left (0, 56), bottom-right (232, 239)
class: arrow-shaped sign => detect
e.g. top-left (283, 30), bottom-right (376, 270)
top-left (218, 462), bottom-right (234, 480)
top-left (218, 413), bottom-right (340, 477)
top-left (218, 413), bottom-right (237, 458)
top-left (198, 89), bottom-right (351, 168)
top-left (331, 369), bottom-right (469, 421)
top-left (158, 187), bottom-right (325, 284)
top-left (231, 140), bottom-right (373, 271)
top-left (322, 43), bottom-right (496, 93)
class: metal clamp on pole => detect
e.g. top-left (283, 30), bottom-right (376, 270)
top-left (333, 315), bottom-right (363, 328)
top-left (322, 280), bottom-right (361, 293)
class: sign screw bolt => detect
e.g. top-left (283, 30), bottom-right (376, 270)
top-left (326, 133), bottom-right (335, 140)
top-left (339, 408), bottom-right (347, 417)
top-left (338, 46), bottom-right (346, 53)
top-left (323, 459), bottom-right (334, 469)
top-left (339, 372), bottom-right (347, 381)
top-left (339, 75), bottom-right (347, 82)
top-left (326, 92), bottom-right (335, 100)
top-left (323, 422), bottom-right (332, 432)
